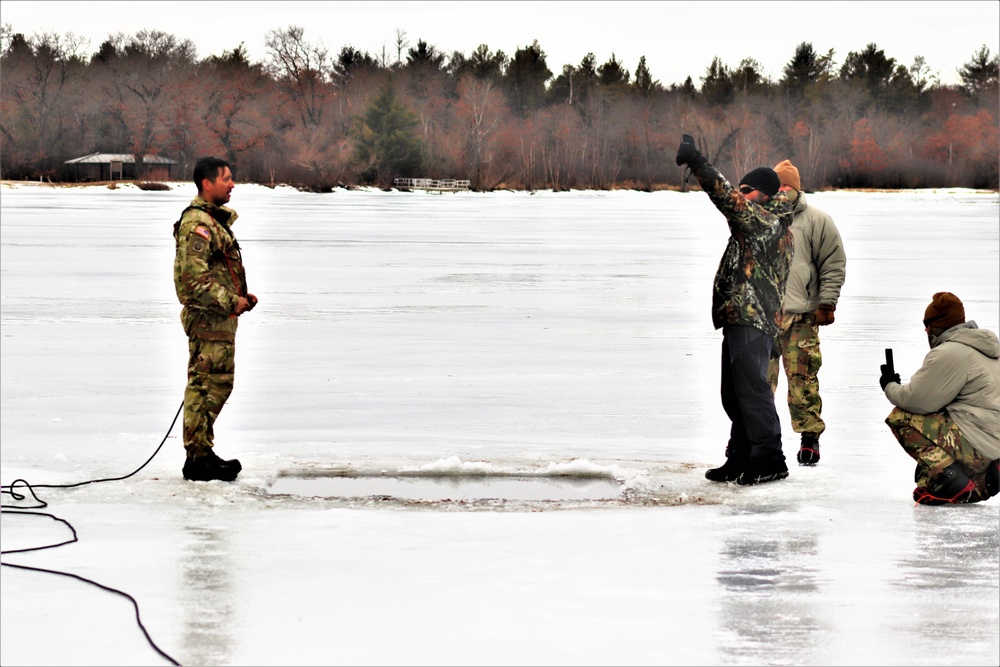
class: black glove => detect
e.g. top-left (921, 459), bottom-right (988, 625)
top-left (879, 364), bottom-right (900, 390)
top-left (675, 134), bottom-right (707, 170)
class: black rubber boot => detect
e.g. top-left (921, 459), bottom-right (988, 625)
top-left (797, 434), bottom-right (820, 466)
top-left (183, 450), bottom-right (242, 482)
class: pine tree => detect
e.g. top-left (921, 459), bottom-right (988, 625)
top-left (597, 53), bottom-right (630, 88)
top-left (504, 40), bottom-right (551, 117)
top-left (701, 57), bottom-right (734, 106)
top-left (633, 55), bottom-right (660, 96)
top-left (840, 43), bottom-right (895, 92)
top-left (782, 42), bottom-right (824, 98)
top-left (958, 45), bottom-right (999, 105)
top-left (353, 82), bottom-right (422, 186)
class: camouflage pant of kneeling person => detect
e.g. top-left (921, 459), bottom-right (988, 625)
top-left (885, 407), bottom-right (993, 496)
top-left (184, 337), bottom-right (235, 457)
top-left (768, 312), bottom-right (825, 437)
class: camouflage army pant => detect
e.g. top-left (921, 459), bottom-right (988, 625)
top-left (768, 312), bottom-right (825, 437)
top-left (885, 407), bottom-right (993, 494)
top-left (183, 337), bottom-right (235, 457)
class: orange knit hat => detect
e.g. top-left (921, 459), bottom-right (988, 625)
top-left (923, 292), bottom-right (965, 329)
top-left (773, 159), bottom-right (801, 191)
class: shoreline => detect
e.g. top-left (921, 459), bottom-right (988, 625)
top-left (2, 180), bottom-right (997, 196)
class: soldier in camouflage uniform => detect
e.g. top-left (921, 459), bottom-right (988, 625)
top-left (766, 160), bottom-right (847, 466)
top-left (173, 157), bottom-right (257, 482)
top-left (880, 292), bottom-right (1000, 504)
top-left (675, 135), bottom-right (795, 486)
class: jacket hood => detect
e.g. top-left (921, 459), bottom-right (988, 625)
top-left (935, 321), bottom-right (999, 358)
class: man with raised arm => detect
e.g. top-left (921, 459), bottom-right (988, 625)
top-left (675, 135), bottom-right (795, 486)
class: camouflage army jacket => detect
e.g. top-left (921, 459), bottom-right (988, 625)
top-left (173, 196), bottom-right (247, 341)
top-left (691, 163), bottom-right (794, 337)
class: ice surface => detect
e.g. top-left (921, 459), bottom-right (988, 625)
top-left (1, 182), bottom-right (998, 666)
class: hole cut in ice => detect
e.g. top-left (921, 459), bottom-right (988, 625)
top-left (269, 473), bottom-right (623, 502)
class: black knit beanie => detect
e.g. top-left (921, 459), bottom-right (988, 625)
top-left (739, 167), bottom-right (781, 198)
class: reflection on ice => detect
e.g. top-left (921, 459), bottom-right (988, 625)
top-left (894, 508), bottom-right (1000, 590)
top-left (888, 508), bottom-right (1000, 656)
top-left (715, 531), bottom-right (823, 664)
top-left (180, 524), bottom-right (236, 666)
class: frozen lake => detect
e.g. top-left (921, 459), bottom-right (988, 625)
top-left (1, 183), bottom-right (998, 666)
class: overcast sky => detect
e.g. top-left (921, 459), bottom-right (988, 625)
top-left (2, 1), bottom-right (998, 87)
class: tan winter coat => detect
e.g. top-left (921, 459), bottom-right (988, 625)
top-left (885, 322), bottom-right (1000, 460)
top-left (782, 193), bottom-right (846, 314)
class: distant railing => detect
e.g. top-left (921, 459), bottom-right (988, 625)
top-left (393, 178), bottom-right (470, 191)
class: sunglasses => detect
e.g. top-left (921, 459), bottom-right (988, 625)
top-left (739, 185), bottom-right (756, 195)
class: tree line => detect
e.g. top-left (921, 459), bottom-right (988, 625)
top-left (1, 24), bottom-right (997, 191)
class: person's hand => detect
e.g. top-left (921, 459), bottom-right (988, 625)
top-left (814, 303), bottom-right (836, 325)
top-left (879, 364), bottom-right (900, 390)
top-left (234, 296), bottom-right (251, 315)
top-left (675, 134), bottom-right (707, 170)
top-left (246, 293), bottom-right (258, 311)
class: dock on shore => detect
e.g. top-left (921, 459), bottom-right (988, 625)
top-left (393, 178), bottom-right (470, 192)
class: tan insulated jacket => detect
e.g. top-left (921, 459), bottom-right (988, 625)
top-left (782, 193), bottom-right (846, 314)
top-left (885, 322), bottom-right (1000, 460)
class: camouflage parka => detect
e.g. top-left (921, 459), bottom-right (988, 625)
top-left (691, 162), bottom-right (794, 337)
top-left (173, 196), bottom-right (247, 342)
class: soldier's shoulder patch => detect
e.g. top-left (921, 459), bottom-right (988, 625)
top-left (194, 226), bottom-right (211, 240)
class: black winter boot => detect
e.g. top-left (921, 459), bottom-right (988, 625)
top-left (705, 458), bottom-right (748, 483)
top-left (913, 462), bottom-right (977, 505)
top-left (984, 459), bottom-right (1000, 499)
top-left (735, 458), bottom-right (789, 486)
top-left (183, 450), bottom-right (242, 482)
top-left (797, 434), bottom-right (820, 466)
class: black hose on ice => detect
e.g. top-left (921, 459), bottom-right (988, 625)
top-left (0, 400), bottom-right (185, 666)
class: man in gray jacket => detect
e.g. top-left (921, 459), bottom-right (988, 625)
top-left (768, 160), bottom-right (847, 466)
top-left (880, 292), bottom-right (1000, 504)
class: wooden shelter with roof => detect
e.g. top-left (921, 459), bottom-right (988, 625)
top-left (63, 153), bottom-right (178, 182)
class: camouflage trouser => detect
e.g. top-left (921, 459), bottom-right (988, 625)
top-left (768, 312), bottom-right (825, 437)
top-left (183, 337), bottom-right (235, 457)
top-left (885, 407), bottom-right (993, 494)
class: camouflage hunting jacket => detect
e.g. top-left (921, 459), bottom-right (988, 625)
top-left (173, 197), bottom-right (247, 342)
top-left (691, 163), bottom-right (794, 338)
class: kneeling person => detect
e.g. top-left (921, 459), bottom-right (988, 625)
top-left (880, 292), bottom-right (1000, 504)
